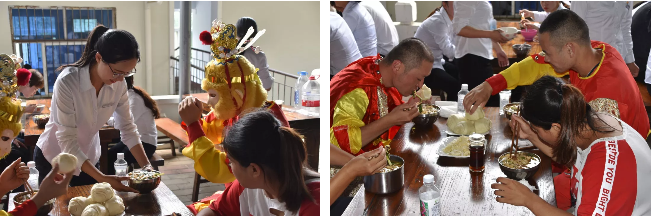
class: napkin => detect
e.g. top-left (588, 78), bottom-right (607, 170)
top-left (434, 101), bottom-right (457, 118)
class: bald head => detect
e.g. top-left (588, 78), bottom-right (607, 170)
top-left (382, 38), bottom-right (434, 72)
top-left (539, 9), bottom-right (591, 49)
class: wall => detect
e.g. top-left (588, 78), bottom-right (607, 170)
top-left (219, 1), bottom-right (320, 75)
top-left (148, 1), bottom-right (172, 96)
top-left (385, 1), bottom-right (442, 22)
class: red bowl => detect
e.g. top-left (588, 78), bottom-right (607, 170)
top-left (521, 29), bottom-right (538, 42)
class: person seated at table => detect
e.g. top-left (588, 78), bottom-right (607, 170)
top-left (0, 160), bottom-right (74, 216)
top-left (107, 76), bottom-right (160, 175)
top-left (493, 75), bottom-right (651, 215)
top-left (330, 144), bottom-right (386, 215)
top-left (180, 20), bottom-right (288, 185)
top-left (414, 1), bottom-right (461, 102)
top-left (197, 110), bottom-right (319, 216)
top-left (34, 25), bottom-right (153, 192)
top-left (519, 1), bottom-right (569, 29)
top-left (11, 68), bottom-right (45, 154)
top-left (330, 38), bottom-right (431, 156)
top-left (463, 9), bottom-right (650, 140)
top-left (332, 1), bottom-right (378, 57)
top-left (235, 17), bottom-right (274, 91)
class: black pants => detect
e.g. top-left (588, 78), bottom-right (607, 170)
top-left (34, 146), bottom-right (99, 186)
top-left (106, 141), bottom-right (157, 175)
top-left (425, 61), bottom-right (461, 101)
top-left (457, 54), bottom-right (500, 107)
top-left (330, 196), bottom-right (353, 216)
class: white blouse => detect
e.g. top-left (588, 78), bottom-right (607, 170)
top-left (414, 7), bottom-right (456, 70)
top-left (330, 11), bottom-right (362, 75)
top-left (452, 1), bottom-right (494, 60)
top-left (113, 89), bottom-right (157, 146)
top-left (37, 65), bottom-right (141, 175)
top-left (342, 1), bottom-right (378, 58)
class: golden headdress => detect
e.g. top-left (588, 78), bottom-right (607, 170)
top-left (0, 54), bottom-right (27, 158)
top-left (198, 20), bottom-right (267, 120)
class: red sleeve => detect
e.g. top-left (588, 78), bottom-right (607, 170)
top-left (184, 121), bottom-right (206, 143)
top-left (576, 140), bottom-right (636, 216)
top-left (267, 102), bottom-right (290, 128)
top-left (485, 74), bottom-right (507, 96)
top-left (299, 182), bottom-right (320, 216)
top-left (209, 179), bottom-right (245, 216)
top-left (9, 199), bottom-right (37, 216)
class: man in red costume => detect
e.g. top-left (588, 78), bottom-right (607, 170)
top-left (330, 38), bottom-right (434, 155)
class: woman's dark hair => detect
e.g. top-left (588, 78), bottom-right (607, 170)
top-left (521, 76), bottom-right (616, 168)
top-left (235, 17), bottom-right (257, 48)
top-left (22, 64), bottom-right (31, 69)
top-left (125, 76), bottom-right (160, 119)
top-left (28, 69), bottom-right (44, 89)
top-left (57, 25), bottom-right (140, 71)
top-left (222, 110), bottom-right (314, 213)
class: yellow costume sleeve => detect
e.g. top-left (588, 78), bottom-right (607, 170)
top-left (0, 210), bottom-right (10, 216)
top-left (201, 114), bottom-right (225, 144)
top-left (500, 56), bottom-right (568, 89)
top-left (330, 88), bottom-right (369, 155)
top-left (181, 121), bottom-right (235, 184)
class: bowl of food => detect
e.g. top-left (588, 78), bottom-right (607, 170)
top-left (498, 151), bottom-right (541, 180)
top-left (498, 27), bottom-right (519, 40)
top-left (363, 155), bottom-right (404, 194)
top-left (128, 170), bottom-right (163, 193)
top-left (13, 190), bottom-right (54, 215)
top-left (512, 44), bottom-right (532, 58)
top-left (503, 102), bottom-right (521, 120)
top-left (33, 114), bottom-right (50, 128)
top-left (413, 104), bottom-right (440, 127)
top-left (521, 28), bottom-right (538, 41)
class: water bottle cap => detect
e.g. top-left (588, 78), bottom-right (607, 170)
top-left (423, 174), bottom-right (434, 184)
top-left (309, 75), bottom-right (316, 80)
top-left (461, 84), bottom-right (468, 90)
top-left (117, 153), bottom-right (124, 160)
top-left (299, 71), bottom-right (308, 76)
top-left (27, 161), bottom-right (35, 168)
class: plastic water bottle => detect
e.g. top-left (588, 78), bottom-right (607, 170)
top-left (27, 161), bottom-right (39, 190)
top-left (114, 153), bottom-right (128, 186)
top-left (419, 174), bottom-right (441, 216)
top-left (294, 71), bottom-right (309, 110)
top-left (457, 84), bottom-right (469, 113)
top-left (301, 75), bottom-right (320, 116)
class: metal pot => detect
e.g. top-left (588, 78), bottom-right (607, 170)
top-left (412, 104), bottom-right (440, 128)
top-left (363, 155), bottom-right (405, 194)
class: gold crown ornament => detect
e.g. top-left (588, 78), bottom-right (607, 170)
top-left (0, 54), bottom-right (27, 159)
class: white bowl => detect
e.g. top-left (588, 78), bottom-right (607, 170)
top-left (499, 27), bottom-right (518, 40)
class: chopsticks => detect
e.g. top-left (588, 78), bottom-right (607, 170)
top-left (23, 179), bottom-right (34, 198)
top-left (510, 111), bottom-right (521, 158)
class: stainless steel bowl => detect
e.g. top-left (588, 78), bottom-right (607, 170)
top-left (512, 44), bottom-right (532, 58)
top-left (129, 175), bottom-right (162, 194)
top-left (504, 102), bottom-right (521, 120)
top-left (498, 151), bottom-right (541, 180)
top-left (363, 155), bottom-right (405, 194)
top-left (412, 104), bottom-right (440, 127)
top-left (13, 190), bottom-right (54, 214)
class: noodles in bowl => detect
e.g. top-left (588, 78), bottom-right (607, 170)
top-left (379, 160), bottom-right (403, 173)
top-left (498, 151), bottom-right (541, 180)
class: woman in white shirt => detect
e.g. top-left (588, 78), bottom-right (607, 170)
top-left (235, 17), bottom-right (274, 91)
top-left (520, 1), bottom-right (569, 25)
top-left (333, 1), bottom-right (378, 58)
top-left (107, 76), bottom-right (159, 175)
top-left (34, 25), bottom-right (151, 192)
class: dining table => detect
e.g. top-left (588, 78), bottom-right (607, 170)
top-left (8, 182), bottom-right (194, 216)
top-left (340, 107), bottom-right (556, 215)
top-left (22, 98), bottom-right (121, 174)
top-left (491, 21), bottom-right (543, 74)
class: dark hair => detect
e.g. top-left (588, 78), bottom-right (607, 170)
top-left (222, 110), bottom-right (314, 213)
top-left (22, 64), bottom-right (32, 69)
top-left (382, 38), bottom-right (434, 72)
top-left (28, 69), bottom-right (44, 88)
top-left (539, 9), bottom-right (590, 49)
top-left (125, 76), bottom-right (160, 119)
top-left (427, 1), bottom-right (448, 19)
top-left (236, 17), bottom-right (257, 44)
top-left (521, 76), bottom-right (616, 168)
top-left (57, 25), bottom-right (140, 71)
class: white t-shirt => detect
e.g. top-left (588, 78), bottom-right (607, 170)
top-left (414, 7), bottom-right (456, 70)
top-left (330, 11), bottom-right (362, 76)
top-left (113, 89), bottom-right (157, 146)
top-left (570, 119), bottom-right (651, 215)
top-left (342, 1), bottom-right (377, 58)
top-left (359, 1), bottom-right (399, 56)
top-left (452, 1), bottom-right (494, 60)
top-left (531, 3), bottom-right (567, 22)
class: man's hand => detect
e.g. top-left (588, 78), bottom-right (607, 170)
top-left (0, 158), bottom-right (29, 193)
top-left (518, 9), bottom-right (533, 18)
top-left (178, 96), bottom-right (203, 125)
top-left (520, 20), bottom-right (539, 30)
top-left (491, 30), bottom-right (510, 43)
top-left (463, 82), bottom-right (493, 114)
top-left (496, 48), bottom-right (510, 68)
top-left (627, 62), bottom-right (639, 77)
top-left (341, 147), bottom-right (387, 176)
top-left (387, 100), bottom-right (419, 126)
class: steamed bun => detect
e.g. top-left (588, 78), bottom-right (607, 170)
top-left (68, 196), bottom-right (92, 216)
top-left (450, 120), bottom-right (475, 135)
top-left (447, 114), bottom-right (466, 128)
top-left (104, 196), bottom-right (125, 216)
top-left (90, 182), bottom-right (114, 203)
top-left (81, 203), bottom-right (108, 216)
top-left (52, 153), bottom-right (78, 174)
top-left (465, 108), bottom-right (485, 121)
top-left (474, 117), bottom-right (492, 134)
top-left (415, 84), bottom-right (432, 101)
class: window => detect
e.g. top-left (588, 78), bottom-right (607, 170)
top-left (10, 6), bottom-right (115, 96)
top-left (491, 1), bottom-right (543, 17)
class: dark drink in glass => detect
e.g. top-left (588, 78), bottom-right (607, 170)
top-left (469, 134), bottom-right (486, 172)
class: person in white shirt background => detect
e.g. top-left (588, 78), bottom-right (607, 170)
top-left (34, 25), bottom-right (152, 192)
top-left (414, 1), bottom-right (461, 102)
top-left (333, 1), bottom-right (378, 58)
top-left (359, 1), bottom-right (399, 57)
top-left (330, 11), bottom-right (362, 78)
top-left (632, 1), bottom-right (651, 94)
top-left (235, 17), bottom-right (274, 91)
top-left (572, 1), bottom-right (639, 78)
top-left (453, 1), bottom-right (510, 107)
top-left (519, 1), bottom-right (570, 30)
top-left (107, 76), bottom-right (160, 175)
